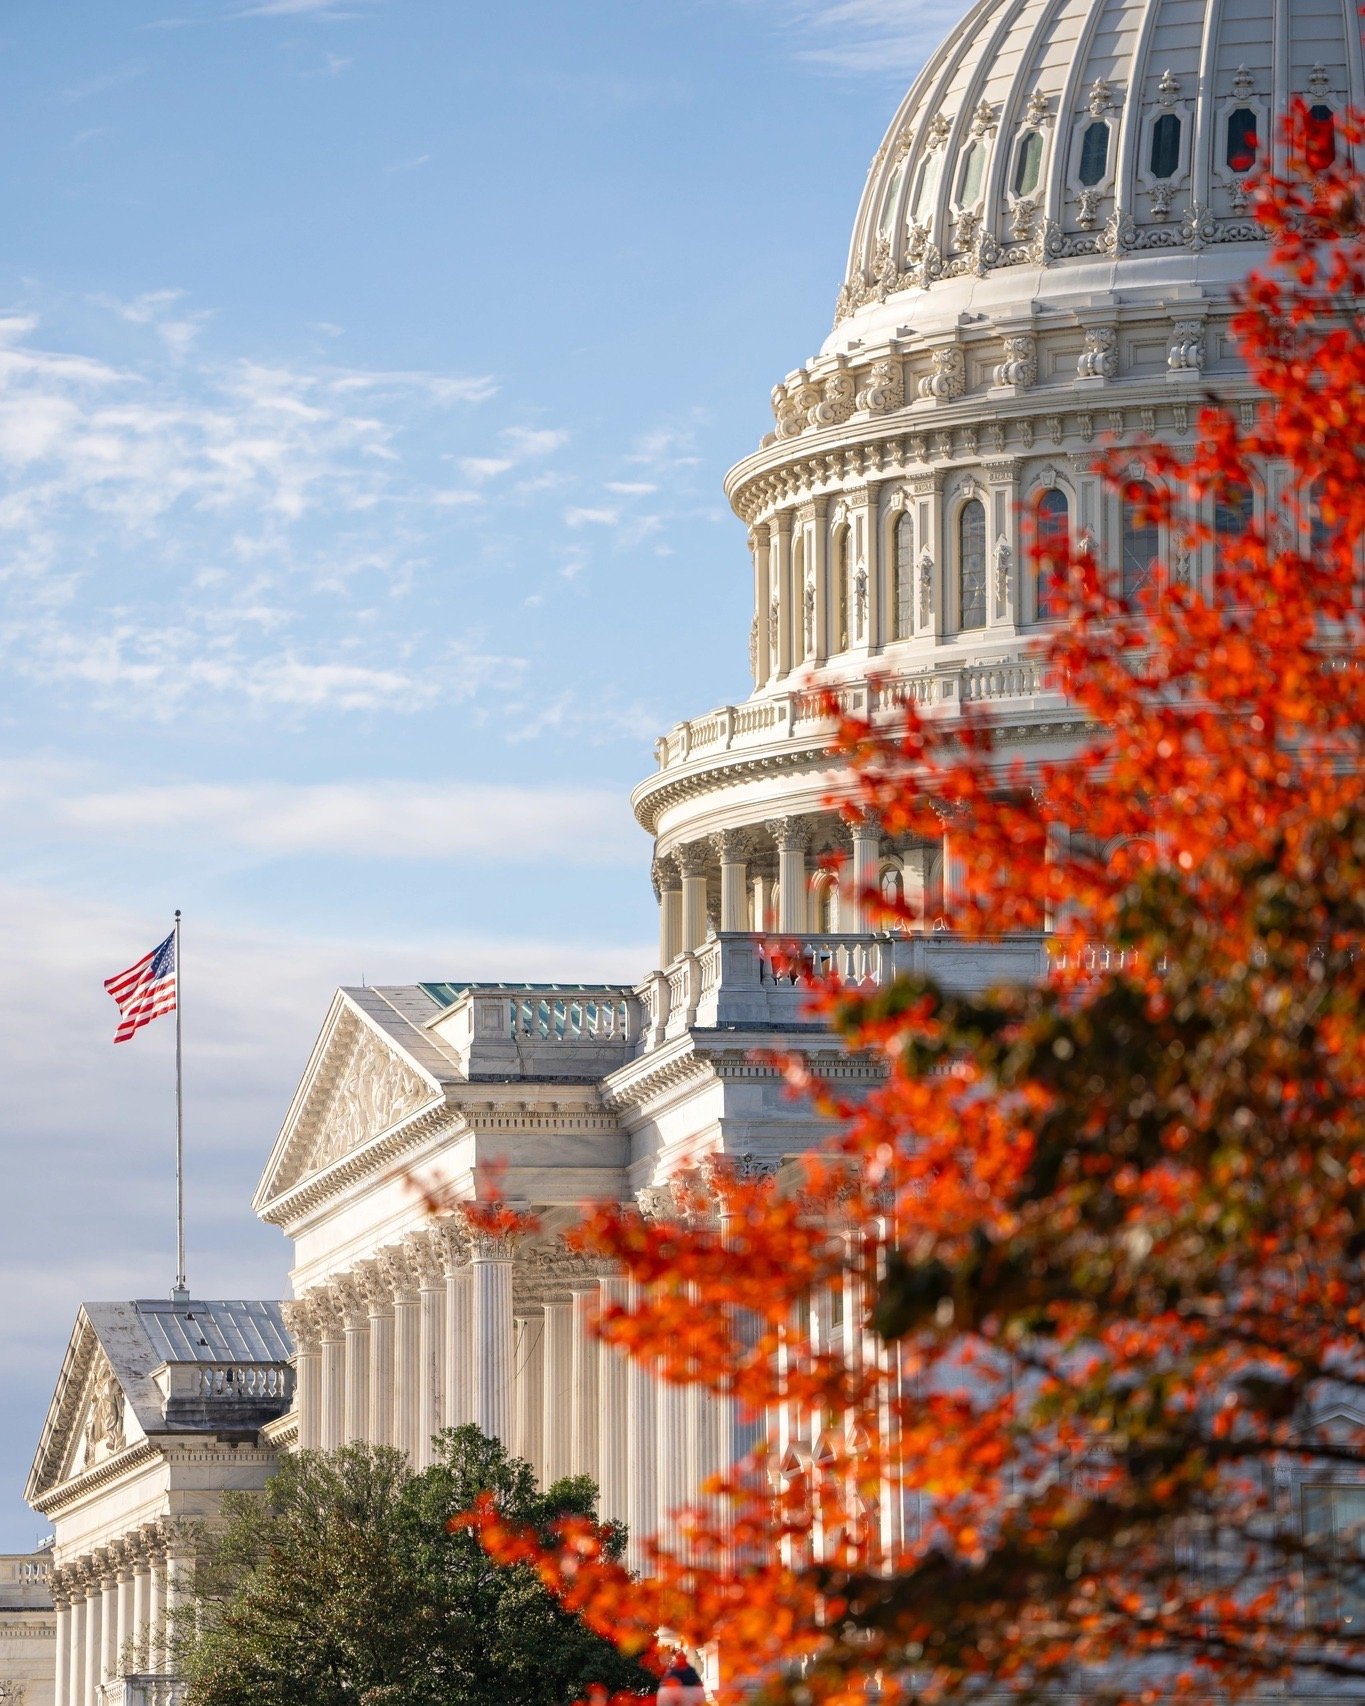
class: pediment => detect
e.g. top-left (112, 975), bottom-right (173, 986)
top-left (254, 993), bottom-right (444, 1212)
top-left (26, 1313), bottom-right (147, 1508)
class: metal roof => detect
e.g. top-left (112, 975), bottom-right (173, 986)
top-left (133, 1298), bottom-right (292, 1365)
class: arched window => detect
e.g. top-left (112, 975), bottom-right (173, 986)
top-left (1036, 487), bottom-right (1069, 618)
top-left (1013, 130), bottom-right (1044, 196)
top-left (1150, 111), bottom-right (1181, 179)
top-left (877, 159), bottom-right (907, 237)
top-left (910, 153), bottom-right (941, 223)
top-left (1078, 120), bottom-right (1110, 186)
top-left (1306, 103), bottom-right (1337, 171)
top-left (1121, 483), bottom-right (1160, 600)
top-left (956, 140), bottom-right (985, 205)
top-left (1227, 107), bottom-right (1258, 173)
top-left (810, 875), bottom-right (838, 934)
top-left (894, 512), bottom-right (914, 638)
top-left (832, 529), bottom-right (850, 653)
top-left (1213, 481), bottom-right (1254, 602)
top-left (1307, 481), bottom-right (1334, 558)
top-left (959, 499), bottom-right (987, 630)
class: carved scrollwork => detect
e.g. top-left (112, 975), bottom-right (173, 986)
top-left (917, 345), bottom-right (966, 401)
top-left (1077, 327), bottom-right (1118, 380)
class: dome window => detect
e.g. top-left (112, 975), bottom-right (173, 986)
top-left (1035, 487), bottom-right (1069, 619)
top-left (958, 499), bottom-right (987, 630)
top-left (1077, 120), bottom-right (1109, 187)
top-left (1121, 484), bottom-right (1160, 601)
top-left (893, 513), bottom-right (914, 639)
top-left (1012, 130), bottom-right (1044, 197)
top-left (956, 140), bottom-right (986, 205)
top-left (877, 159), bottom-right (907, 238)
top-left (1149, 112), bottom-right (1181, 180)
top-left (1226, 107), bottom-right (1258, 173)
top-left (909, 153), bottom-right (941, 223)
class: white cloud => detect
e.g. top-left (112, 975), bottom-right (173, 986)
top-left (385, 153), bottom-right (432, 173)
top-left (760, 0), bottom-right (962, 75)
top-left (500, 426), bottom-right (569, 457)
top-left (458, 455), bottom-right (514, 482)
top-left (605, 480), bottom-right (657, 495)
top-left (565, 505), bottom-right (619, 528)
top-left (96, 288), bottom-right (212, 358)
top-left (62, 63), bottom-right (147, 104)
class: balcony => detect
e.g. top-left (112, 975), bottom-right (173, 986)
top-left (637, 931), bottom-right (1053, 1048)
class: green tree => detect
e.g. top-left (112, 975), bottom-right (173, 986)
top-left (180, 1426), bottom-right (655, 1706)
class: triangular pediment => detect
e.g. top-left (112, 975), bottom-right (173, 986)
top-left (253, 992), bottom-right (445, 1215)
top-left (26, 1311), bottom-right (148, 1509)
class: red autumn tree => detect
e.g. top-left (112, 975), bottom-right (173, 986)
top-left (464, 109), bottom-right (1365, 1705)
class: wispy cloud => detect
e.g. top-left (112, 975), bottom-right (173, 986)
top-left (756, 0), bottom-right (961, 76)
top-left (61, 63), bottom-right (147, 104)
top-left (385, 152), bottom-right (432, 173)
top-left (565, 505), bottom-right (620, 528)
top-left (95, 287), bottom-right (211, 358)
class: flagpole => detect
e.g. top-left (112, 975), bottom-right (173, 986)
top-left (173, 908), bottom-right (187, 1301)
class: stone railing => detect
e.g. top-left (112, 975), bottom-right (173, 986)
top-left (195, 1363), bottom-right (292, 1401)
top-left (649, 654), bottom-right (1055, 777)
top-left (430, 983), bottom-right (644, 1078)
top-left (97, 1677), bottom-right (185, 1706)
top-left (636, 932), bottom-right (1053, 1047)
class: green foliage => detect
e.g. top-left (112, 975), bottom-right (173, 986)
top-left (180, 1426), bottom-right (655, 1706)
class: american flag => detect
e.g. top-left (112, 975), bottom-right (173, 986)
top-left (104, 929), bottom-right (177, 1044)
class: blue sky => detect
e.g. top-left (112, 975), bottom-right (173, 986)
top-left (0, 0), bottom-right (960, 1546)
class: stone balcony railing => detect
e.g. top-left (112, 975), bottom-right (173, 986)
top-left (637, 931), bottom-right (1056, 1048)
top-left (96, 1677), bottom-right (185, 1706)
top-left (430, 984), bottom-right (645, 1079)
top-left (649, 653), bottom-right (1054, 778)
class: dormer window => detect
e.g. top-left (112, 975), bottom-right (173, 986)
top-left (1226, 107), bottom-right (1258, 173)
top-left (1078, 120), bottom-right (1109, 186)
top-left (1150, 111), bottom-right (1180, 178)
top-left (1013, 130), bottom-right (1044, 196)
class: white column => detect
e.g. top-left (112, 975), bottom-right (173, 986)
top-left (439, 1222), bottom-right (472, 1432)
top-left (386, 1246), bottom-right (422, 1464)
top-left (657, 1377), bottom-right (690, 1538)
top-left (768, 816), bottom-right (811, 933)
top-left (471, 1232), bottom-right (516, 1445)
top-left (625, 1275), bottom-right (658, 1573)
top-left (514, 1305), bottom-right (546, 1475)
top-left (131, 1554), bottom-right (150, 1673)
top-left (597, 1274), bottom-right (630, 1528)
top-left (678, 843), bottom-right (709, 952)
top-left (361, 1261), bottom-right (394, 1448)
top-left (714, 830), bottom-right (749, 933)
top-left (52, 1587), bottom-right (69, 1706)
top-left (99, 1559), bottom-right (118, 1686)
top-left (414, 1234), bottom-right (447, 1467)
top-left (114, 1555), bottom-right (134, 1681)
top-left (942, 822), bottom-right (966, 921)
top-left (541, 1294), bottom-right (575, 1486)
top-left (145, 1556), bottom-right (164, 1673)
top-left (163, 1544), bottom-right (191, 1669)
top-left (570, 1280), bottom-right (601, 1479)
top-left (339, 1277), bottom-right (370, 1445)
top-left (846, 813), bottom-right (881, 933)
top-left (750, 525), bottom-right (772, 684)
top-left (655, 857), bottom-right (682, 968)
top-left (69, 1585), bottom-right (85, 1706)
top-left (771, 511), bottom-right (793, 676)
top-left (318, 1291), bottom-right (346, 1451)
top-left (83, 1578), bottom-right (101, 1706)
top-left (281, 1298), bottom-right (323, 1452)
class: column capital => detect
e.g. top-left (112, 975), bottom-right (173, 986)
top-left (710, 827), bottom-right (751, 863)
top-left (765, 814), bottom-right (814, 853)
top-left (768, 509), bottom-right (793, 538)
top-left (468, 1226), bottom-right (518, 1262)
top-left (355, 1258), bottom-right (394, 1318)
top-left (848, 807), bottom-right (882, 841)
top-left (405, 1228), bottom-right (447, 1292)
top-left (335, 1273), bottom-right (369, 1332)
top-left (280, 1296), bottom-right (323, 1355)
top-left (309, 1285), bottom-right (345, 1340)
top-left (380, 1243), bottom-right (420, 1304)
top-left (674, 840), bottom-right (709, 879)
top-left (433, 1216), bottom-right (472, 1276)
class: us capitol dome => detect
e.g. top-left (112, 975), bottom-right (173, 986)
top-left (634, 0), bottom-right (1364, 970)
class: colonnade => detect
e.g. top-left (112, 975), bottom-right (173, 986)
top-left (653, 809), bottom-right (966, 965)
top-left (50, 1524), bottom-right (191, 1706)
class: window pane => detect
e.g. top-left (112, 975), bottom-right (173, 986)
top-left (1037, 487), bottom-right (1068, 617)
top-left (1307, 103), bottom-right (1337, 170)
top-left (957, 141), bottom-right (984, 204)
top-left (959, 499), bottom-right (987, 629)
top-left (895, 514), bottom-right (914, 638)
top-left (877, 160), bottom-right (906, 237)
top-left (1122, 484), bottom-right (1159, 600)
top-left (1213, 482), bottom-right (1253, 602)
top-left (1304, 1485), bottom-right (1365, 1634)
top-left (1150, 112), bottom-right (1180, 179)
top-left (1014, 130), bottom-right (1043, 196)
top-left (1227, 107), bottom-right (1258, 173)
top-left (910, 154), bottom-right (941, 222)
top-left (1078, 120), bottom-right (1109, 186)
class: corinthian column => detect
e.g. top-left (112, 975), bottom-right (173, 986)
top-left (846, 811), bottom-right (882, 934)
top-left (654, 856), bottom-right (682, 969)
top-left (513, 1302), bottom-right (545, 1475)
top-left (470, 1230), bottom-right (516, 1445)
top-left (99, 1552), bottom-right (118, 1684)
top-left (384, 1245), bottom-right (422, 1463)
top-left (597, 1273), bottom-right (630, 1528)
top-left (411, 1230), bottom-right (448, 1466)
top-left (114, 1546), bottom-right (135, 1682)
top-left (338, 1276), bottom-right (370, 1444)
top-left (359, 1260), bottom-right (394, 1448)
top-left (712, 830), bottom-right (749, 934)
top-left (51, 1574), bottom-right (69, 1706)
top-left (437, 1219), bottom-right (472, 1432)
top-left (541, 1292), bottom-right (574, 1485)
top-left (280, 1296), bottom-right (323, 1452)
top-left (83, 1570), bottom-right (101, 1705)
top-left (569, 1278), bottom-right (601, 1479)
top-left (767, 816), bottom-right (812, 933)
top-left (316, 1290), bottom-right (346, 1452)
top-left (69, 1577), bottom-right (86, 1706)
top-left (677, 843), bottom-right (710, 952)
top-left (625, 1275), bottom-right (658, 1574)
